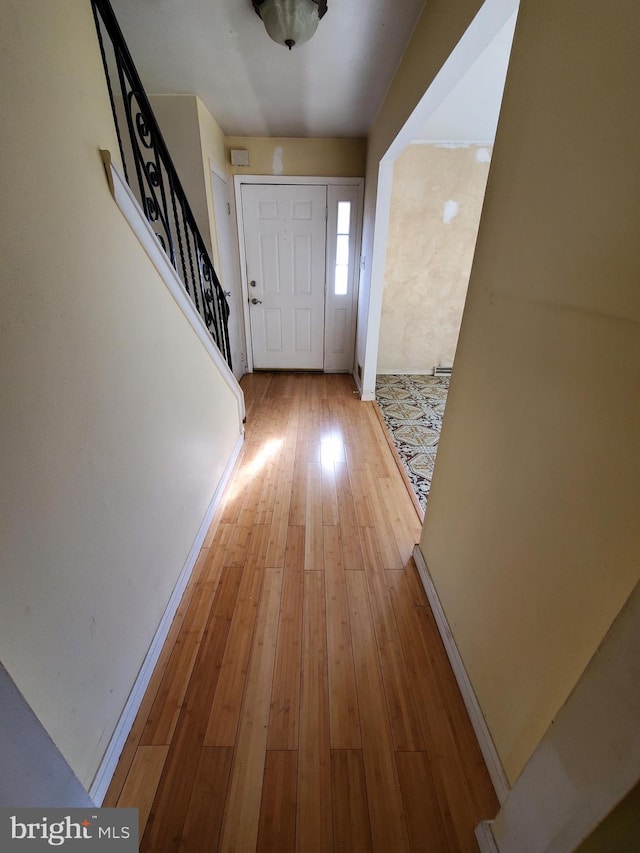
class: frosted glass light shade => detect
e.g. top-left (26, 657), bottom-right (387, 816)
top-left (258, 0), bottom-right (320, 49)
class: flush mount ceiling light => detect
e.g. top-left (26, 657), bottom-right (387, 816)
top-left (252, 0), bottom-right (328, 50)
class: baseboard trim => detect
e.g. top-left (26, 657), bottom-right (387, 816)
top-left (352, 370), bottom-right (375, 401)
top-left (89, 432), bottom-right (244, 804)
top-left (412, 544), bottom-right (511, 805)
top-left (475, 821), bottom-right (499, 853)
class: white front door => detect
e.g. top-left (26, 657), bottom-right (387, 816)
top-left (241, 184), bottom-right (327, 370)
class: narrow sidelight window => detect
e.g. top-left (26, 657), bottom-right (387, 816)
top-left (334, 201), bottom-right (351, 295)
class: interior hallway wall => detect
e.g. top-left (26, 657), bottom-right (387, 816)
top-left (378, 143), bottom-right (491, 373)
top-left (0, 0), bottom-right (243, 790)
top-left (419, 0), bottom-right (640, 783)
top-left (225, 136), bottom-right (366, 178)
top-left (150, 95), bottom-right (230, 287)
top-left (196, 96), bottom-right (228, 268)
top-left (149, 94), bottom-right (218, 263)
top-left (488, 581), bottom-right (640, 851)
top-left (576, 783), bottom-right (640, 853)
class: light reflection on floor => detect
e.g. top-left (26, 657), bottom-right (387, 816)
top-left (320, 434), bottom-right (345, 472)
top-left (223, 437), bottom-right (283, 505)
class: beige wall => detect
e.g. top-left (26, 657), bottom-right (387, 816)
top-left (419, 0), bottom-right (640, 783)
top-left (225, 136), bottom-right (366, 177)
top-left (150, 94), bottom-right (219, 261)
top-left (196, 96), bottom-right (227, 269)
top-left (490, 581), bottom-right (640, 851)
top-left (577, 783), bottom-right (640, 853)
top-left (0, 1), bottom-right (242, 789)
top-left (378, 143), bottom-right (491, 373)
top-left (151, 95), bottom-right (232, 301)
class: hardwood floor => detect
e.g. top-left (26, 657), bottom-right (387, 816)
top-left (104, 373), bottom-right (498, 851)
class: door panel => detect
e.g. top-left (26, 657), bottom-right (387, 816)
top-left (295, 308), bottom-right (312, 352)
top-left (293, 234), bottom-right (313, 294)
top-left (242, 184), bottom-right (327, 369)
top-left (260, 234), bottom-right (280, 293)
top-left (264, 310), bottom-right (282, 352)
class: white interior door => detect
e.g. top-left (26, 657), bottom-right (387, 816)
top-left (241, 184), bottom-right (327, 369)
top-left (211, 170), bottom-right (245, 380)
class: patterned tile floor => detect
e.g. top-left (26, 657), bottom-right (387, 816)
top-left (375, 374), bottom-right (450, 512)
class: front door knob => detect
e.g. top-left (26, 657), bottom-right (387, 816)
top-left (250, 297), bottom-right (262, 305)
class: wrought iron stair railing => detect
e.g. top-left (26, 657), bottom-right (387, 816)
top-left (91, 0), bottom-right (232, 369)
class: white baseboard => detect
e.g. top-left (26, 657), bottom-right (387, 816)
top-left (352, 369), bottom-right (376, 401)
top-left (89, 432), bottom-right (244, 804)
top-left (412, 544), bottom-right (511, 805)
top-left (475, 821), bottom-right (499, 853)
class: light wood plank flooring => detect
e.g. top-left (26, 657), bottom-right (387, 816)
top-left (104, 372), bottom-right (498, 851)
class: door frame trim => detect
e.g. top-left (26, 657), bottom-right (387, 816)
top-left (210, 163), bottom-right (247, 380)
top-left (233, 175), bottom-right (364, 373)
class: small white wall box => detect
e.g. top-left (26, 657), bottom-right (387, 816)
top-left (230, 149), bottom-right (250, 167)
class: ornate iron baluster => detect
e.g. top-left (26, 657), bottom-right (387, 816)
top-left (92, 4), bottom-right (129, 187)
top-left (168, 176), bottom-right (189, 295)
top-left (182, 206), bottom-right (201, 315)
top-left (91, 0), bottom-right (232, 371)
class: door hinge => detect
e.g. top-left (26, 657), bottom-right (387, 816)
top-left (325, 206), bottom-right (328, 220)
top-left (227, 202), bottom-right (231, 215)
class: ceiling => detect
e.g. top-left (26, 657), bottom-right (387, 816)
top-left (110, 0), bottom-right (427, 138)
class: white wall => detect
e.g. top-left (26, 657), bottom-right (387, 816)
top-left (0, 1), bottom-right (242, 790)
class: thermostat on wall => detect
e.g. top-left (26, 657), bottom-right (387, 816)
top-left (230, 149), bottom-right (249, 167)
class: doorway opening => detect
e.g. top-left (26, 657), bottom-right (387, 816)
top-left (363, 0), bottom-right (519, 514)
